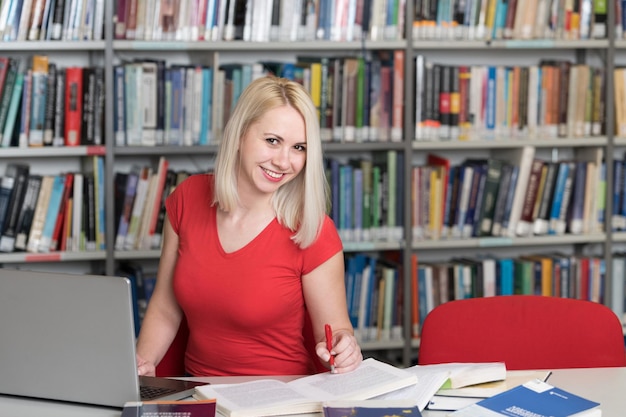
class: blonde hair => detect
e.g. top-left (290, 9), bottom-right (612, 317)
top-left (213, 76), bottom-right (329, 248)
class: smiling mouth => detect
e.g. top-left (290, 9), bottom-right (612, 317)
top-left (262, 167), bottom-right (284, 179)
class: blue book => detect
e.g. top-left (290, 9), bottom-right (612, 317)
top-left (344, 255), bottom-right (358, 329)
top-left (168, 66), bottom-right (185, 145)
top-left (450, 379), bottom-right (600, 417)
top-left (37, 175), bottom-right (65, 252)
top-left (569, 161), bottom-right (588, 234)
top-left (497, 258), bottom-right (514, 295)
top-left (548, 162), bottom-right (571, 235)
top-left (351, 166), bottom-right (364, 242)
top-left (493, 0), bottom-right (508, 39)
top-left (349, 254), bottom-right (367, 330)
top-left (114, 168), bottom-right (140, 251)
top-left (199, 66), bottom-right (212, 145)
top-left (485, 66), bottom-right (497, 137)
top-left (358, 256), bottom-right (377, 337)
top-left (500, 165), bottom-right (520, 235)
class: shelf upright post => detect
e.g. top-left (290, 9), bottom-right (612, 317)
top-left (605, 0), bottom-right (619, 315)
top-left (104, 0), bottom-right (116, 276)
top-left (402, 0), bottom-right (415, 368)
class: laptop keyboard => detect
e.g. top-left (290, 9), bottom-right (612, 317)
top-left (140, 385), bottom-right (178, 401)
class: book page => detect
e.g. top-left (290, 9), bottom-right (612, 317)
top-left (210, 379), bottom-right (311, 405)
top-left (287, 358), bottom-right (418, 400)
top-left (373, 365), bottom-right (451, 411)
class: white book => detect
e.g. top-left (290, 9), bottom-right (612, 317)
top-left (124, 63), bottom-right (144, 146)
top-left (222, 0), bottom-right (236, 40)
top-left (92, 0), bottom-right (105, 40)
top-left (123, 167), bottom-right (152, 251)
top-left (71, 173), bottom-right (83, 251)
top-left (498, 146), bottom-right (536, 237)
top-left (204, 0), bottom-right (218, 40)
top-left (182, 66), bottom-right (195, 146)
top-left (190, 66), bottom-right (203, 145)
top-left (0, 0), bottom-right (12, 38)
top-left (140, 61), bottom-right (157, 146)
top-left (16, 0), bottom-right (34, 41)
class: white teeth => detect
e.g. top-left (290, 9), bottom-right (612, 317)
top-left (263, 168), bottom-right (282, 179)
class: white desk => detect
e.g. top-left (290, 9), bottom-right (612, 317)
top-left (1, 368), bottom-right (625, 417)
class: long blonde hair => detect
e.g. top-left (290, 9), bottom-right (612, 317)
top-left (213, 76), bottom-right (329, 248)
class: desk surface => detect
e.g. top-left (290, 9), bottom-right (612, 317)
top-left (1, 368), bottom-right (624, 417)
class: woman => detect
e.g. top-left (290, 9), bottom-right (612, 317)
top-left (136, 75), bottom-right (362, 377)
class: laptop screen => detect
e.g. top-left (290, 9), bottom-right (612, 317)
top-left (0, 269), bottom-right (143, 407)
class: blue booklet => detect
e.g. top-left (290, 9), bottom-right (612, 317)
top-left (448, 379), bottom-right (601, 417)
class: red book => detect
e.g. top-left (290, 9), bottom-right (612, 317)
top-left (50, 173), bottom-right (74, 252)
top-left (64, 67), bottom-right (83, 146)
top-left (0, 57), bottom-right (10, 99)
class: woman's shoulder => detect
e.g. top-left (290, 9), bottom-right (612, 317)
top-left (177, 172), bottom-right (214, 192)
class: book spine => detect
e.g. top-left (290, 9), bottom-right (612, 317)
top-left (36, 174), bottom-right (65, 252)
top-left (64, 66), bottom-right (83, 146)
top-left (28, 55), bottom-right (49, 147)
top-left (52, 67), bottom-right (65, 146)
top-left (13, 174), bottom-right (43, 251)
top-left (43, 62), bottom-right (57, 146)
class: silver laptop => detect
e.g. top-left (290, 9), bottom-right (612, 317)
top-left (0, 268), bottom-right (206, 408)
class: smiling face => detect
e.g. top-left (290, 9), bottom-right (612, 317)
top-left (236, 105), bottom-right (307, 200)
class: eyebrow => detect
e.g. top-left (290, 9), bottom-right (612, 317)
top-left (264, 132), bottom-right (307, 146)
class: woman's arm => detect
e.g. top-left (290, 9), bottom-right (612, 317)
top-left (303, 250), bottom-right (363, 373)
top-left (135, 218), bottom-right (184, 376)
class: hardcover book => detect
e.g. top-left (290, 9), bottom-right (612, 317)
top-left (121, 399), bottom-right (217, 417)
top-left (448, 379), bottom-right (601, 417)
top-left (323, 400), bottom-right (421, 417)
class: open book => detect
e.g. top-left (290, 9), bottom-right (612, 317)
top-left (193, 358), bottom-right (418, 417)
top-left (374, 362), bottom-right (507, 411)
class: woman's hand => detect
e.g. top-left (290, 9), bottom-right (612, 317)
top-left (316, 329), bottom-right (363, 374)
top-left (136, 353), bottom-right (156, 377)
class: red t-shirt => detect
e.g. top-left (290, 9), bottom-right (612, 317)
top-left (166, 174), bottom-right (343, 376)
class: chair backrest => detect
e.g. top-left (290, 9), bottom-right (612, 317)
top-left (155, 313), bottom-right (327, 376)
top-left (418, 295), bottom-right (626, 370)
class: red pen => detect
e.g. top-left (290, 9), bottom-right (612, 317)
top-left (325, 324), bottom-right (336, 373)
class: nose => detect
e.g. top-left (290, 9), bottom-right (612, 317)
top-left (272, 147), bottom-right (290, 169)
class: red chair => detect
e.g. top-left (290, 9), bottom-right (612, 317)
top-left (418, 295), bottom-right (626, 370)
top-left (155, 313), bottom-right (327, 376)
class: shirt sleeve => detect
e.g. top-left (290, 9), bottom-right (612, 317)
top-left (301, 216), bottom-right (343, 275)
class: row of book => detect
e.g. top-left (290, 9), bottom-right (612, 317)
top-left (411, 253), bottom-right (606, 337)
top-left (113, 0), bottom-right (405, 42)
top-left (345, 253), bottom-right (403, 343)
top-left (113, 157), bottom-right (188, 251)
top-left (412, 0), bottom-right (609, 40)
top-left (115, 60), bottom-right (215, 147)
top-left (0, 0), bottom-right (105, 41)
top-left (0, 56), bottom-right (104, 148)
top-left (327, 151), bottom-right (404, 243)
top-left (0, 157), bottom-right (105, 254)
top-left (413, 148), bottom-right (605, 242)
top-left (114, 52), bottom-right (405, 147)
top-left (415, 57), bottom-right (606, 142)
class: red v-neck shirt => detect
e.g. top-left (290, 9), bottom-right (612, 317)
top-left (166, 174), bottom-right (343, 376)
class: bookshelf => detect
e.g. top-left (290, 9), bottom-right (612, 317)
top-left (0, 1), bottom-right (624, 367)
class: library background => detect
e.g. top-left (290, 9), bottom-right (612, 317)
top-left (0, 0), bottom-right (624, 367)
